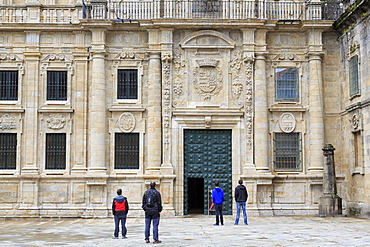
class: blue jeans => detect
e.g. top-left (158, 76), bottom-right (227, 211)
top-left (235, 202), bottom-right (248, 224)
top-left (114, 215), bottom-right (127, 237)
top-left (145, 211), bottom-right (160, 241)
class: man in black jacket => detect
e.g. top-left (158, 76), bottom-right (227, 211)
top-left (234, 179), bottom-right (248, 225)
top-left (112, 189), bottom-right (129, 239)
top-left (142, 182), bottom-right (163, 244)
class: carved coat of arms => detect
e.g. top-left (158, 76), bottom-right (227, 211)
top-left (193, 58), bottom-right (223, 100)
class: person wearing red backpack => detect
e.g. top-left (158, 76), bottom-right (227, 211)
top-left (112, 189), bottom-right (129, 239)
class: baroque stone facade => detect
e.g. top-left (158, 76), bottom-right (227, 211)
top-left (1, 0), bottom-right (367, 218)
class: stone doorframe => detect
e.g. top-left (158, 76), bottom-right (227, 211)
top-left (171, 111), bottom-right (245, 215)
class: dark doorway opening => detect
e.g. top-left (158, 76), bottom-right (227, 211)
top-left (187, 177), bottom-right (204, 214)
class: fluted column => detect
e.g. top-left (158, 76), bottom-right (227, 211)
top-left (146, 52), bottom-right (162, 174)
top-left (308, 53), bottom-right (325, 171)
top-left (254, 54), bottom-right (269, 172)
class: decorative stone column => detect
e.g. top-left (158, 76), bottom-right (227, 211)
top-left (308, 53), bottom-right (325, 171)
top-left (319, 144), bottom-right (342, 216)
top-left (254, 54), bottom-right (269, 172)
top-left (146, 52), bottom-right (162, 174)
top-left (88, 28), bottom-right (107, 173)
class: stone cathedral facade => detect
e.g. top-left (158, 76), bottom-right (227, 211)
top-left (0, 0), bottom-right (368, 218)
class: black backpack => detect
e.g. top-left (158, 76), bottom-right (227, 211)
top-left (145, 190), bottom-right (157, 208)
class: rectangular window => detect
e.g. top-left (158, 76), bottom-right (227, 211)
top-left (0, 133), bottom-right (16, 169)
top-left (45, 133), bottom-right (66, 169)
top-left (274, 132), bottom-right (302, 171)
top-left (115, 133), bottom-right (139, 169)
top-left (275, 68), bottom-right (299, 102)
top-left (349, 56), bottom-right (359, 96)
top-left (0, 71), bottom-right (18, 101)
top-left (47, 71), bottom-right (67, 101)
top-left (117, 69), bottom-right (138, 99)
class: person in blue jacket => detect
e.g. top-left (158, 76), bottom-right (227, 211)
top-left (212, 181), bottom-right (224, 226)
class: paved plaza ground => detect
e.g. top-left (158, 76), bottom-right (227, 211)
top-left (1, 215), bottom-right (370, 246)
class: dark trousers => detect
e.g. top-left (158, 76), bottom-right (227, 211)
top-left (114, 215), bottom-right (127, 237)
top-left (145, 211), bottom-right (160, 241)
top-left (215, 204), bottom-right (223, 225)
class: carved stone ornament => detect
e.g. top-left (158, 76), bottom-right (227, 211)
top-left (0, 114), bottom-right (17, 129)
top-left (350, 114), bottom-right (360, 131)
top-left (42, 54), bottom-right (69, 62)
top-left (279, 113), bottom-right (296, 133)
top-left (0, 54), bottom-right (21, 61)
top-left (115, 52), bottom-right (139, 60)
top-left (193, 59), bottom-right (223, 100)
top-left (118, 112), bottom-right (136, 133)
top-left (272, 53), bottom-right (299, 61)
top-left (46, 114), bottom-right (66, 130)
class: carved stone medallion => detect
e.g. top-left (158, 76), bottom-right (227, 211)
top-left (279, 113), bottom-right (296, 133)
top-left (118, 112), bottom-right (135, 133)
top-left (193, 58), bottom-right (222, 100)
top-left (46, 114), bottom-right (66, 130)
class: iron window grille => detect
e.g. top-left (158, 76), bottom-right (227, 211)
top-left (45, 133), bottom-right (66, 170)
top-left (275, 68), bottom-right (299, 102)
top-left (47, 71), bottom-right (67, 101)
top-left (0, 133), bottom-right (17, 169)
top-left (0, 71), bottom-right (18, 101)
top-left (349, 56), bottom-right (359, 96)
top-left (274, 132), bottom-right (302, 171)
top-left (117, 69), bottom-right (138, 99)
top-left (115, 133), bottom-right (139, 169)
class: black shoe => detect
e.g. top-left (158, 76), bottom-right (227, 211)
top-left (145, 239), bottom-right (150, 243)
top-left (153, 240), bottom-right (162, 244)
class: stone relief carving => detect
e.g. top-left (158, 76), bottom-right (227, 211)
top-left (118, 112), bottom-right (136, 133)
top-left (162, 53), bottom-right (172, 142)
top-left (193, 58), bottom-right (223, 100)
top-left (114, 52), bottom-right (142, 60)
top-left (230, 51), bottom-right (244, 100)
top-left (0, 114), bottom-right (17, 129)
top-left (173, 49), bottom-right (185, 98)
top-left (279, 113), bottom-right (296, 133)
top-left (40, 54), bottom-right (74, 76)
top-left (272, 53), bottom-right (299, 61)
top-left (349, 113), bottom-right (361, 132)
top-left (244, 54), bottom-right (254, 150)
top-left (42, 54), bottom-right (69, 62)
top-left (46, 114), bottom-right (66, 130)
top-left (0, 54), bottom-right (21, 61)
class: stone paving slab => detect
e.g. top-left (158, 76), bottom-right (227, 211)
top-left (1, 215), bottom-right (370, 246)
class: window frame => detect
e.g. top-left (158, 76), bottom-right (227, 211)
top-left (45, 133), bottom-right (67, 170)
top-left (0, 133), bottom-right (17, 170)
top-left (273, 132), bottom-right (302, 172)
top-left (46, 71), bottom-right (68, 101)
top-left (274, 67), bottom-right (300, 102)
top-left (117, 69), bottom-right (138, 100)
top-left (349, 55), bottom-right (360, 97)
top-left (114, 132), bottom-right (140, 170)
top-left (0, 70), bottom-right (19, 101)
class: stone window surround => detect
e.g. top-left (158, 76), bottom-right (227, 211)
top-left (348, 51), bottom-right (361, 100)
top-left (0, 56), bottom-right (24, 107)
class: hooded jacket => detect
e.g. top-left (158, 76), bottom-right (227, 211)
top-left (112, 195), bottom-right (129, 216)
top-left (234, 185), bottom-right (248, 202)
top-left (212, 187), bottom-right (224, 206)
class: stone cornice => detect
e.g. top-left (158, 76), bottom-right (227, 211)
top-left (333, 0), bottom-right (369, 34)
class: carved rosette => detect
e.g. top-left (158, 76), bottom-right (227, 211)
top-left (244, 55), bottom-right (254, 149)
top-left (193, 58), bottom-right (223, 101)
top-left (118, 113), bottom-right (135, 133)
top-left (46, 114), bottom-right (66, 130)
top-left (0, 114), bottom-right (17, 130)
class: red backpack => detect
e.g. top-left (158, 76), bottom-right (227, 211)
top-left (114, 198), bottom-right (127, 211)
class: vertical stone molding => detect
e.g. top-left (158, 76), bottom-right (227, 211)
top-left (308, 53), bottom-right (325, 172)
top-left (146, 52), bottom-right (162, 174)
top-left (89, 52), bottom-right (107, 173)
top-left (254, 54), bottom-right (269, 172)
top-left (21, 52), bottom-right (40, 174)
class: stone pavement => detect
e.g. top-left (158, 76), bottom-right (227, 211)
top-left (1, 215), bottom-right (370, 247)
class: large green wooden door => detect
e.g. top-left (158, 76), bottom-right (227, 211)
top-left (184, 129), bottom-right (232, 215)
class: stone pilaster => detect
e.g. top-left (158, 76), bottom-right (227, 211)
top-left (88, 28), bottom-right (107, 173)
top-left (308, 53), bottom-right (325, 172)
top-left (146, 52), bottom-right (162, 174)
top-left (254, 54), bottom-right (269, 172)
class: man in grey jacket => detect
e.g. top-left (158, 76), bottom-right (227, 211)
top-left (234, 179), bottom-right (248, 225)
